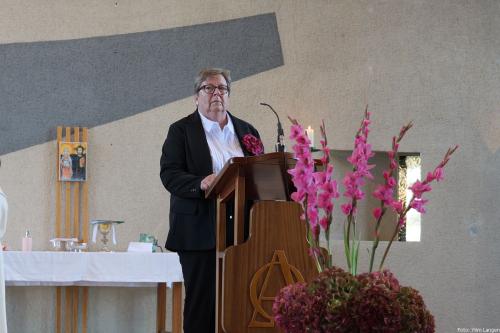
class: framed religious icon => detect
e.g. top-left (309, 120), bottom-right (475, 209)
top-left (58, 142), bottom-right (88, 182)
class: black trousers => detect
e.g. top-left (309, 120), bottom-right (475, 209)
top-left (178, 250), bottom-right (216, 333)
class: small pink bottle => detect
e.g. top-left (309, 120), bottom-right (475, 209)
top-left (22, 229), bottom-right (32, 251)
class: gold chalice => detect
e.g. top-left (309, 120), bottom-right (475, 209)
top-left (91, 220), bottom-right (124, 252)
top-left (98, 223), bottom-right (111, 252)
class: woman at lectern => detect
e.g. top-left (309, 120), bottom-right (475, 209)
top-left (160, 68), bottom-right (262, 333)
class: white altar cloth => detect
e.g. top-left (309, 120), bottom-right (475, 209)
top-left (4, 251), bottom-right (183, 287)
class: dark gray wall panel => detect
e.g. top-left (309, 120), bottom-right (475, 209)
top-left (0, 13), bottom-right (283, 155)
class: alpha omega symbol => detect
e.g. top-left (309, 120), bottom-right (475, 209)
top-left (248, 250), bottom-right (305, 328)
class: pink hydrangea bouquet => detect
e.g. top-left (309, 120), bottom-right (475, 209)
top-left (273, 267), bottom-right (435, 332)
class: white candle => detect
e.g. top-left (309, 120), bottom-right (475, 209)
top-left (305, 126), bottom-right (314, 147)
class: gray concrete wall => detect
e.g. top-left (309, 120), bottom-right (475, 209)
top-left (1, 1), bottom-right (499, 332)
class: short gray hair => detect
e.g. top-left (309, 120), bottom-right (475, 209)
top-left (194, 68), bottom-right (231, 95)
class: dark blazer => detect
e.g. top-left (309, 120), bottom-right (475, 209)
top-left (160, 110), bottom-right (261, 251)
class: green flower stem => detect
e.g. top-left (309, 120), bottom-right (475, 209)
top-left (344, 198), bottom-right (358, 271)
top-left (350, 235), bottom-right (360, 275)
top-left (305, 222), bottom-right (323, 273)
top-left (325, 224), bottom-right (331, 267)
top-left (303, 197), bottom-right (326, 273)
top-left (344, 213), bottom-right (359, 275)
top-left (313, 249), bottom-right (323, 273)
top-left (345, 216), bottom-right (351, 271)
top-left (369, 206), bottom-right (386, 272)
top-left (343, 222), bottom-right (351, 271)
top-left (379, 199), bottom-right (413, 271)
top-left (378, 220), bottom-right (401, 271)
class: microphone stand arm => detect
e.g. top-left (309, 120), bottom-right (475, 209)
top-left (260, 102), bottom-right (285, 152)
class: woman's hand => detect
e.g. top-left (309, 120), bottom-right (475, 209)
top-left (200, 174), bottom-right (216, 191)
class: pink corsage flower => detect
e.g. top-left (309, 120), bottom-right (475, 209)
top-left (242, 134), bottom-right (264, 156)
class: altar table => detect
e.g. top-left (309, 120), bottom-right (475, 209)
top-left (4, 251), bottom-right (183, 333)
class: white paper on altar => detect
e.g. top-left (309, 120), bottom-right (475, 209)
top-left (127, 242), bottom-right (153, 253)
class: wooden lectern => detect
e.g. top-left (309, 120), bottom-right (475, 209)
top-left (206, 152), bottom-right (319, 333)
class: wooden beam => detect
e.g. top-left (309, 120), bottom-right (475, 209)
top-left (72, 287), bottom-right (78, 333)
top-left (55, 127), bottom-right (63, 333)
top-left (56, 287), bottom-right (62, 333)
top-left (156, 283), bottom-right (167, 333)
top-left (73, 127), bottom-right (80, 240)
top-left (82, 287), bottom-right (88, 333)
top-left (56, 127), bottom-right (62, 238)
top-left (82, 128), bottom-right (89, 243)
top-left (64, 287), bottom-right (72, 333)
top-left (64, 127), bottom-right (71, 238)
top-left (172, 282), bottom-right (183, 333)
top-left (234, 171), bottom-right (245, 245)
top-left (81, 127), bottom-right (89, 333)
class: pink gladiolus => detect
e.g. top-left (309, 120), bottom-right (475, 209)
top-left (319, 138), bottom-right (331, 161)
top-left (372, 185), bottom-right (393, 205)
top-left (425, 171), bottom-right (435, 183)
top-left (288, 120), bottom-right (337, 248)
top-left (313, 171), bottom-right (326, 184)
top-left (341, 203), bottom-right (352, 215)
top-left (288, 113), bottom-right (457, 274)
top-left (291, 190), bottom-right (306, 203)
top-left (342, 110), bottom-right (375, 217)
top-left (292, 144), bottom-right (311, 159)
top-left (307, 205), bottom-right (319, 227)
top-left (390, 159), bottom-right (397, 170)
top-left (317, 192), bottom-right (332, 210)
top-left (308, 246), bottom-right (321, 257)
top-left (344, 181), bottom-right (365, 200)
top-left (433, 167), bottom-right (444, 181)
top-left (288, 124), bottom-right (318, 226)
top-left (373, 207), bottom-right (383, 220)
top-left (393, 143), bottom-right (399, 153)
top-left (290, 124), bottom-right (303, 140)
top-left (320, 146), bottom-right (330, 164)
top-left (369, 120), bottom-right (408, 262)
top-left (410, 198), bottom-right (428, 213)
top-left (390, 200), bottom-right (404, 214)
top-left (354, 189), bottom-right (364, 200)
top-left (321, 180), bottom-right (339, 197)
top-left (387, 177), bottom-right (396, 187)
top-left (326, 164), bottom-right (334, 174)
top-left (409, 181), bottom-right (432, 198)
top-left (295, 134), bottom-right (309, 146)
top-left (319, 217), bottom-right (329, 230)
top-left (312, 224), bottom-right (320, 239)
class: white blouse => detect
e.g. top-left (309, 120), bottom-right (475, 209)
top-left (199, 111), bottom-right (244, 174)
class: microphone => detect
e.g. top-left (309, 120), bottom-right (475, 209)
top-left (260, 102), bottom-right (285, 152)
